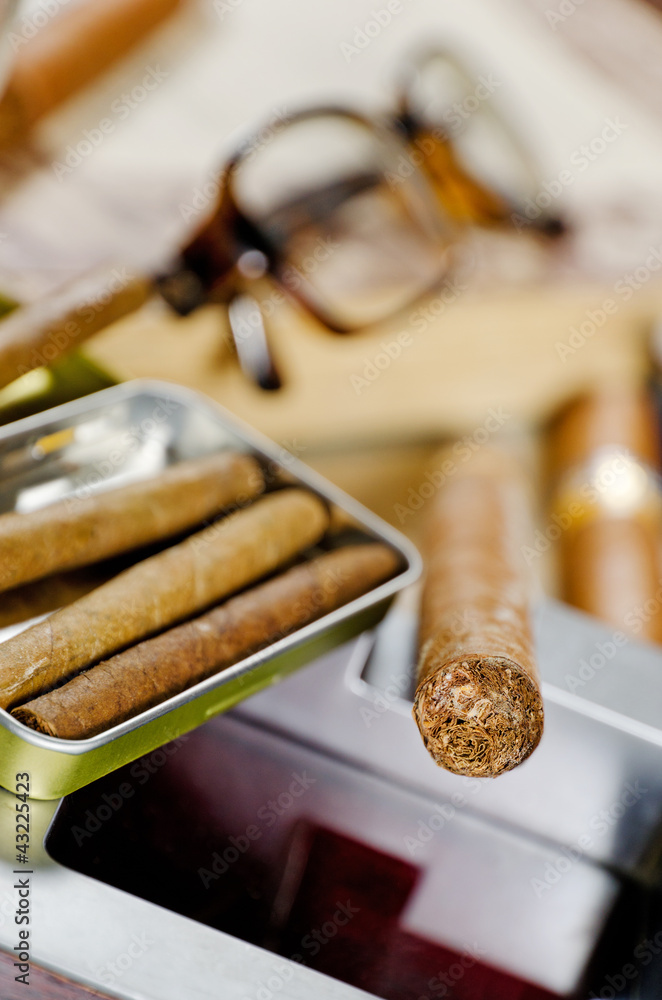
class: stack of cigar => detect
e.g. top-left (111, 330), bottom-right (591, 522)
top-left (0, 452), bottom-right (399, 739)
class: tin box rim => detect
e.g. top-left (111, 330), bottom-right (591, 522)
top-left (0, 378), bottom-right (422, 756)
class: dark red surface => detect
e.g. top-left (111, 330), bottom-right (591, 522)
top-left (273, 824), bottom-right (556, 1000)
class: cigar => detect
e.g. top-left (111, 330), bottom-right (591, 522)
top-left (548, 389), bottom-right (662, 641)
top-left (548, 388), bottom-right (661, 474)
top-left (0, 0), bottom-right (183, 145)
top-left (13, 544), bottom-right (400, 738)
top-left (0, 451), bottom-right (264, 593)
top-left (0, 267), bottom-right (152, 389)
top-left (0, 488), bottom-right (329, 710)
top-left (412, 448), bottom-right (544, 778)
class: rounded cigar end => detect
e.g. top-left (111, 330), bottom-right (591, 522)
top-left (413, 650), bottom-right (544, 778)
top-left (11, 705), bottom-right (56, 737)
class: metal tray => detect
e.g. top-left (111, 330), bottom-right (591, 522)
top-left (0, 379), bottom-right (421, 799)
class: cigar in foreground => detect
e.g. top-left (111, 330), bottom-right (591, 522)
top-left (548, 389), bottom-right (662, 642)
top-left (13, 544), bottom-right (400, 738)
top-left (412, 448), bottom-right (544, 778)
top-left (0, 488), bottom-right (328, 710)
top-left (0, 450), bottom-right (264, 594)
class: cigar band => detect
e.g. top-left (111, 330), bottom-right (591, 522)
top-left (551, 446), bottom-right (662, 531)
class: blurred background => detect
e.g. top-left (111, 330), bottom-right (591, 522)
top-left (3, 0), bottom-right (662, 520)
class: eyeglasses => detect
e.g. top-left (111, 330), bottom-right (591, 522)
top-left (157, 49), bottom-right (563, 389)
top-left (1, 48), bottom-right (564, 394)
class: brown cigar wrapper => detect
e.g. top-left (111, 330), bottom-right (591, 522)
top-left (549, 390), bottom-right (662, 641)
top-left (413, 449), bottom-right (543, 778)
top-left (0, 488), bottom-right (328, 710)
top-left (13, 544), bottom-right (400, 739)
top-left (0, 451), bottom-right (264, 593)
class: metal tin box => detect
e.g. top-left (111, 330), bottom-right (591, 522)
top-left (0, 379), bottom-right (421, 799)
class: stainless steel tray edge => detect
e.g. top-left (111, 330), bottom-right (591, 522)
top-left (0, 379), bottom-right (421, 799)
